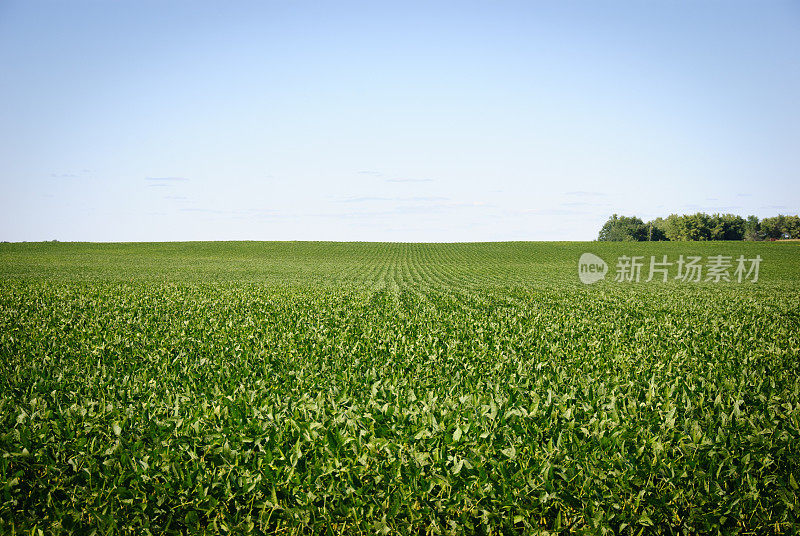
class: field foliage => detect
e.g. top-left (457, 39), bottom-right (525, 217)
top-left (1, 241), bottom-right (799, 534)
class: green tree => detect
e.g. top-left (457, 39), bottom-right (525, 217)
top-left (684, 213), bottom-right (713, 240)
top-left (600, 213), bottom-right (797, 241)
top-left (761, 215), bottom-right (785, 239)
top-left (762, 214), bottom-right (800, 239)
top-left (661, 213), bottom-right (706, 241)
top-left (709, 213), bottom-right (745, 240)
top-left (645, 218), bottom-right (669, 241)
top-left (598, 214), bottom-right (648, 241)
top-left (661, 214), bottom-right (684, 241)
top-left (786, 215), bottom-right (800, 238)
top-left (743, 215), bottom-right (763, 241)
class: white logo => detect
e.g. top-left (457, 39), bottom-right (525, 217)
top-left (578, 253), bottom-right (608, 284)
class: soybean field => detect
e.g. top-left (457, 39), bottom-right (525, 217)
top-left (1, 241), bottom-right (799, 534)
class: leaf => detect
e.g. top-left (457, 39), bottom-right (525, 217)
top-left (501, 445), bottom-right (516, 459)
top-left (452, 458), bottom-right (464, 475)
top-left (185, 511), bottom-right (199, 527)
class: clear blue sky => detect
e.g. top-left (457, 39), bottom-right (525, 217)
top-left (1, 1), bottom-right (798, 242)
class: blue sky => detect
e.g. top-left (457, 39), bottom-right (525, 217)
top-left (1, 1), bottom-right (798, 242)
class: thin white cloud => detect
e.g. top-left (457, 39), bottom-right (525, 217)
top-left (180, 208), bottom-right (223, 214)
top-left (341, 196), bottom-right (394, 203)
top-left (340, 196), bottom-right (449, 203)
top-left (176, 207), bottom-right (284, 219)
top-left (561, 201), bottom-right (610, 207)
top-left (524, 208), bottom-right (583, 216)
top-left (708, 206), bottom-right (743, 211)
top-left (564, 191), bottom-right (607, 197)
top-left (320, 199), bottom-right (492, 219)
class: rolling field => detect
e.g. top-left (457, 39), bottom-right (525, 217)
top-left (1, 241), bottom-right (799, 534)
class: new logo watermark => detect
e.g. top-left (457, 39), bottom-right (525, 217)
top-left (578, 253), bottom-right (762, 284)
top-left (578, 253), bottom-right (608, 284)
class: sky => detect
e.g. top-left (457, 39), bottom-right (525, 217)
top-left (1, 1), bottom-right (798, 242)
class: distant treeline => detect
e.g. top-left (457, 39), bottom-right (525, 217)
top-left (598, 213), bottom-right (800, 241)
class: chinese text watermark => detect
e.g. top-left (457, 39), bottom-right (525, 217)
top-left (579, 253), bottom-right (761, 285)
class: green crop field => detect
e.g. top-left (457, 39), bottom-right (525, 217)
top-left (1, 241), bottom-right (799, 535)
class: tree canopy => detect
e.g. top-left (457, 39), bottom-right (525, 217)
top-left (598, 213), bottom-right (799, 241)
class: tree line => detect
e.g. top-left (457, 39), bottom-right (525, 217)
top-left (598, 213), bottom-right (800, 241)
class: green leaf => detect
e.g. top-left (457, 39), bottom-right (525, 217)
top-left (501, 445), bottom-right (516, 459)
